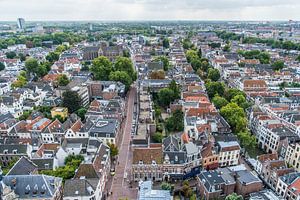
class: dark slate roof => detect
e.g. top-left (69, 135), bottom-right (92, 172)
top-left (0, 144), bottom-right (28, 154)
top-left (86, 118), bottom-right (118, 137)
top-left (74, 164), bottom-right (99, 179)
top-left (3, 175), bottom-right (62, 199)
top-left (279, 172), bottom-right (300, 185)
top-left (236, 170), bottom-right (262, 185)
top-left (198, 170), bottom-right (225, 192)
top-left (31, 158), bottom-right (54, 170)
top-left (6, 156), bottom-right (38, 175)
top-left (0, 113), bottom-right (15, 124)
top-left (63, 178), bottom-right (99, 197)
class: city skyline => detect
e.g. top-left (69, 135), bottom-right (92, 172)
top-left (1, 0), bottom-right (300, 21)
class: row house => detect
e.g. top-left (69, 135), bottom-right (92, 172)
top-left (253, 117), bottom-right (299, 154)
top-left (197, 167), bottom-right (263, 200)
top-left (285, 142), bottom-right (300, 171)
top-left (2, 174), bottom-right (63, 200)
top-left (256, 153), bottom-right (294, 189)
top-left (216, 141), bottom-right (241, 167)
top-left (0, 143), bottom-right (32, 166)
top-left (86, 99), bottom-right (125, 121)
top-left (276, 172), bottom-right (300, 200)
top-left (0, 95), bottom-right (23, 118)
top-left (0, 113), bottom-right (16, 136)
top-left (63, 142), bottom-right (110, 200)
top-left (80, 117), bottom-right (120, 145)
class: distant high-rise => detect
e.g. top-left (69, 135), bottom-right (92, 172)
top-left (17, 18), bottom-right (25, 30)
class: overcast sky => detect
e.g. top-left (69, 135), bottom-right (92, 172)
top-left (1, 0), bottom-right (300, 21)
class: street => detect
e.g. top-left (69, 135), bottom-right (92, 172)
top-left (108, 86), bottom-right (138, 200)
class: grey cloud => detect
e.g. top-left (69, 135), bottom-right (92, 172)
top-left (0, 0), bottom-right (299, 20)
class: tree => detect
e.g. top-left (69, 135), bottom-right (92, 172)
top-left (11, 71), bottom-right (27, 88)
top-left (208, 42), bottom-right (221, 48)
top-left (62, 90), bottom-right (81, 113)
top-left (223, 44), bottom-right (231, 52)
top-left (122, 50), bottom-right (130, 58)
top-left (191, 59), bottom-right (202, 71)
top-left (53, 115), bottom-right (65, 123)
top-left (64, 154), bottom-right (84, 165)
top-left (57, 74), bottom-right (70, 86)
top-left (109, 71), bottom-right (132, 91)
top-left (296, 55), bottom-right (300, 62)
top-left (272, 60), bottom-right (285, 71)
top-left (108, 143), bottom-right (119, 158)
top-left (225, 193), bottom-right (243, 200)
top-left (224, 88), bottom-right (246, 102)
top-left (154, 56), bottom-right (170, 71)
top-left (161, 182), bottom-right (172, 190)
top-left (205, 81), bottom-right (225, 99)
top-left (46, 51), bottom-right (60, 63)
top-left (153, 132), bottom-right (163, 143)
top-left (186, 50), bottom-right (198, 63)
top-left (150, 70), bottom-right (165, 79)
top-left (220, 102), bottom-right (247, 132)
top-left (114, 57), bottom-right (136, 80)
top-left (158, 88), bottom-right (174, 108)
top-left (197, 48), bottom-right (202, 58)
top-left (212, 95), bottom-right (229, 109)
top-left (165, 110), bottom-right (184, 132)
top-left (181, 180), bottom-right (193, 198)
top-left (5, 51), bottom-right (17, 59)
top-left (25, 58), bottom-right (39, 76)
top-left (168, 80), bottom-right (180, 100)
top-left (76, 108), bottom-right (87, 121)
top-left (237, 130), bottom-right (257, 149)
top-left (18, 53), bottom-right (26, 62)
top-left (207, 68), bottom-right (220, 81)
top-left (0, 62), bottom-right (5, 71)
top-left (162, 37), bottom-right (170, 48)
top-left (231, 94), bottom-right (251, 110)
top-left (90, 56), bottom-right (113, 81)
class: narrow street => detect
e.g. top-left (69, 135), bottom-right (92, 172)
top-left (108, 86), bottom-right (138, 200)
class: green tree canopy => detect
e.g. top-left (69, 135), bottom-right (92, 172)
top-left (158, 88), bottom-right (175, 108)
top-left (76, 108), bottom-right (87, 121)
top-left (0, 62), bottom-right (5, 71)
top-left (162, 37), bottom-right (170, 48)
top-left (5, 51), bottom-right (17, 59)
top-left (57, 74), bottom-right (70, 86)
top-left (62, 90), bottom-right (81, 113)
top-left (224, 88), bottom-right (246, 102)
top-left (108, 143), bottom-right (119, 157)
top-left (212, 95), bottom-right (229, 109)
top-left (205, 81), bottom-right (225, 99)
top-left (109, 71), bottom-right (132, 91)
top-left (165, 109), bottom-right (184, 132)
top-left (114, 57), bottom-right (136, 80)
top-left (208, 68), bottom-right (221, 81)
top-left (272, 60), bottom-right (285, 71)
top-left (154, 56), bottom-right (170, 71)
top-left (153, 132), bottom-right (163, 143)
top-left (90, 56), bottom-right (113, 80)
top-left (225, 193), bottom-right (243, 200)
top-left (186, 50), bottom-right (199, 63)
top-left (220, 102), bottom-right (247, 132)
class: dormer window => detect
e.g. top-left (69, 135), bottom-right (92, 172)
top-left (13, 149), bottom-right (18, 154)
top-left (175, 155), bottom-right (178, 162)
top-left (152, 160), bottom-right (157, 165)
top-left (3, 149), bottom-right (8, 154)
top-left (45, 163), bottom-right (49, 169)
top-left (138, 160), bottom-right (143, 165)
top-left (25, 185), bottom-right (30, 195)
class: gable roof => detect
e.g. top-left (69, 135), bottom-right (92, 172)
top-left (7, 156), bottom-right (38, 175)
